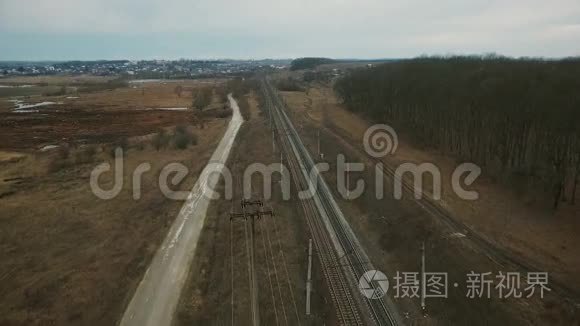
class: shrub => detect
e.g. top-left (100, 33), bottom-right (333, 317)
top-left (108, 137), bottom-right (128, 158)
top-left (152, 130), bottom-right (169, 151)
top-left (172, 125), bottom-right (197, 149)
top-left (175, 125), bottom-right (187, 134)
top-left (43, 86), bottom-right (67, 97)
top-left (173, 132), bottom-right (191, 149)
top-left (135, 142), bottom-right (145, 151)
top-left (275, 78), bottom-right (304, 92)
top-left (190, 133), bottom-right (198, 146)
top-left (46, 157), bottom-right (68, 173)
top-left (57, 145), bottom-right (70, 160)
top-left (192, 87), bottom-right (213, 111)
top-left (75, 145), bottom-right (97, 164)
top-left (226, 77), bottom-right (258, 97)
top-left (215, 108), bottom-right (233, 119)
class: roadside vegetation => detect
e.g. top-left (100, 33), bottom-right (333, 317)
top-left (225, 77), bottom-right (257, 97)
top-left (334, 56), bottom-right (580, 210)
top-left (172, 125), bottom-right (198, 149)
top-left (225, 77), bottom-right (257, 120)
top-left (275, 77), bottom-right (304, 92)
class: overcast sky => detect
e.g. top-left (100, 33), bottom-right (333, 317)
top-left (1, 0), bottom-right (579, 60)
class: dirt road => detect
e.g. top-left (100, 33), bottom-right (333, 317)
top-left (120, 94), bottom-right (243, 326)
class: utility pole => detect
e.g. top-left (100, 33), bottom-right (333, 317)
top-left (421, 241), bottom-right (426, 314)
top-left (346, 169), bottom-right (350, 199)
top-left (306, 238), bottom-right (313, 316)
top-left (230, 199), bottom-right (274, 326)
top-left (269, 102), bottom-right (273, 128)
top-left (266, 83), bottom-right (274, 130)
top-left (317, 129), bottom-right (321, 158)
top-left (272, 129), bottom-right (276, 153)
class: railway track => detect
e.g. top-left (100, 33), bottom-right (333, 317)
top-left (261, 78), bottom-right (401, 326)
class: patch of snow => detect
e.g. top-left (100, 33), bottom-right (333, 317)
top-left (14, 109), bottom-right (40, 113)
top-left (129, 79), bottom-right (186, 84)
top-left (129, 79), bottom-right (162, 84)
top-left (14, 101), bottom-right (58, 110)
top-left (40, 145), bottom-right (59, 152)
top-left (447, 232), bottom-right (466, 239)
top-left (140, 107), bottom-right (190, 111)
top-left (152, 107), bottom-right (189, 111)
top-left (66, 96), bottom-right (80, 99)
top-left (0, 84), bottom-right (34, 88)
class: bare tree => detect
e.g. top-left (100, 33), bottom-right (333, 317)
top-left (192, 87), bottom-right (212, 111)
top-left (174, 85), bottom-right (183, 98)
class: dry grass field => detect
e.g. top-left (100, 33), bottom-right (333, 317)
top-left (0, 77), bottom-right (231, 325)
top-left (0, 80), bottom-right (227, 149)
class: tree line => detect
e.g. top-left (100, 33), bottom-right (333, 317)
top-left (334, 56), bottom-right (580, 209)
top-left (290, 57), bottom-right (335, 71)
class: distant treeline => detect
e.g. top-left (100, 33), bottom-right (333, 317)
top-left (290, 57), bottom-right (336, 70)
top-left (77, 77), bottom-right (129, 93)
top-left (290, 57), bottom-right (401, 71)
top-left (334, 56), bottom-right (580, 209)
top-left (226, 77), bottom-right (258, 98)
top-left (275, 77), bottom-right (304, 92)
top-left (57, 60), bottom-right (131, 66)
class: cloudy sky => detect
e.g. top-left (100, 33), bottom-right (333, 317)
top-left (1, 0), bottom-right (579, 60)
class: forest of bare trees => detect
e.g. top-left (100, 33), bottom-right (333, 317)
top-left (290, 57), bottom-right (335, 70)
top-left (226, 77), bottom-right (258, 97)
top-left (334, 56), bottom-right (580, 209)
